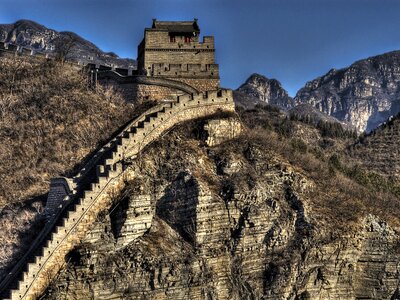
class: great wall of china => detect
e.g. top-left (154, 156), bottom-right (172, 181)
top-left (0, 89), bottom-right (235, 300)
top-left (0, 19), bottom-right (241, 299)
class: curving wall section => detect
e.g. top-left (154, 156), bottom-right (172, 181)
top-left (0, 89), bottom-right (235, 300)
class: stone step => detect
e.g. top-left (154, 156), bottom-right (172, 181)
top-left (2, 91), bottom-right (235, 299)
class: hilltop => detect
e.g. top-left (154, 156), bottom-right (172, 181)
top-left (0, 19), bottom-right (136, 68)
top-left (0, 20), bottom-right (399, 299)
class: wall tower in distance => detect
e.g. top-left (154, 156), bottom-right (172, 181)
top-left (137, 19), bottom-right (220, 92)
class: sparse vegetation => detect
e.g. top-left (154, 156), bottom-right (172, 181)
top-left (236, 105), bottom-right (400, 230)
top-left (290, 113), bottom-right (358, 139)
top-left (0, 56), bottom-right (135, 207)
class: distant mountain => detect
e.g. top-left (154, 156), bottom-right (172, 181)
top-left (237, 73), bottom-right (294, 109)
top-left (0, 19), bottom-right (136, 68)
top-left (295, 51), bottom-right (400, 132)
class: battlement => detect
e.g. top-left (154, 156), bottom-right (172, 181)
top-left (0, 42), bottom-right (55, 60)
top-left (150, 63), bottom-right (219, 78)
top-left (137, 19), bottom-right (219, 86)
top-left (139, 34), bottom-right (215, 51)
top-left (0, 89), bottom-right (236, 300)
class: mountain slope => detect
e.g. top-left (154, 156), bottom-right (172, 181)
top-left (0, 19), bottom-right (135, 68)
top-left (295, 51), bottom-right (400, 132)
top-left (237, 73), bottom-right (294, 109)
top-left (350, 113), bottom-right (400, 179)
top-left (41, 106), bottom-right (400, 299)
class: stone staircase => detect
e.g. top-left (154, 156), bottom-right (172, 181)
top-left (0, 89), bottom-right (235, 300)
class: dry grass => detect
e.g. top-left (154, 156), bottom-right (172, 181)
top-left (0, 199), bottom-right (44, 279)
top-left (235, 107), bottom-right (400, 231)
top-left (0, 57), bottom-right (135, 206)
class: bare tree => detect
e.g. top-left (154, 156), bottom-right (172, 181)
top-left (54, 32), bottom-right (79, 64)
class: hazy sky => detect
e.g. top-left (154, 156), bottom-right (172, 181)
top-left (1, 0), bottom-right (400, 95)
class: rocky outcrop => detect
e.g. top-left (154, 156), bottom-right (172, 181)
top-left (295, 51), bottom-right (400, 132)
top-left (237, 74), bottom-right (294, 109)
top-left (41, 123), bottom-right (400, 300)
top-left (0, 90), bottom-right (235, 300)
top-left (0, 19), bottom-right (135, 68)
top-left (203, 118), bottom-right (242, 146)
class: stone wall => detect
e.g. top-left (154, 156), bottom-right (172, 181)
top-left (151, 63), bottom-right (219, 79)
top-left (101, 80), bottom-right (184, 102)
top-left (44, 178), bottom-right (76, 219)
top-left (173, 78), bottom-right (220, 92)
top-left (1, 89), bottom-right (235, 300)
top-left (138, 31), bottom-right (215, 71)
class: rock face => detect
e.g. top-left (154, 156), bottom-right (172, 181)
top-left (0, 19), bottom-right (135, 68)
top-left (42, 120), bottom-right (400, 300)
top-left (295, 51), bottom-right (400, 132)
top-left (237, 73), bottom-right (294, 109)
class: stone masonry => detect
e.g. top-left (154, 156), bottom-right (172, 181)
top-left (0, 90), bottom-right (236, 300)
top-left (137, 19), bottom-right (220, 92)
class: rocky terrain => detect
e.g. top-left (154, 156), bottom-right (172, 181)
top-left (0, 27), bottom-right (400, 299)
top-left (295, 51), bottom-right (400, 133)
top-left (237, 73), bottom-right (294, 110)
top-left (0, 19), bottom-right (136, 68)
top-left (39, 108), bottom-right (400, 299)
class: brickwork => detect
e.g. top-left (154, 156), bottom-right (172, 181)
top-left (0, 89), bottom-right (235, 300)
top-left (137, 19), bottom-right (220, 92)
top-left (132, 84), bottom-right (182, 101)
top-left (173, 78), bottom-right (220, 92)
top-left (151, 63), bottom-right (219, 79)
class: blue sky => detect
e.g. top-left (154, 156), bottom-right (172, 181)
top-left (1, 0), bottom-right (400, 96)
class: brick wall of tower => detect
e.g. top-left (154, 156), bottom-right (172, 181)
top-left (138, 30), bottom-right (217, 76)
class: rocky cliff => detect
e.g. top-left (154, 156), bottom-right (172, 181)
top-left (0, 19), bottom-right (135, 68)
top-left (38, 109), bottom-right (400, 300)
top-left (0, 28), bottom-right (400, 299)
top-left (237, 73), bottom-right (294, 109)
top-left (295, 51), bottom-right (400, 132)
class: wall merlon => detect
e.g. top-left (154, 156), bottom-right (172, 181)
top-left (151, 63), bottom-right (219, 79)
top-left (1, 20), bottom-right (235, 297)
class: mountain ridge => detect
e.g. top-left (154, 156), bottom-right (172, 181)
top-left (0, 19), bottom-right (136, 68)
top-left (294, 50), bottom-right (400, 132)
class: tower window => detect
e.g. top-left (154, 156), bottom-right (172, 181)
top-left (184, 36), bottom-right (192, 43)
top-left (170, 36), bottom-right (176, 43)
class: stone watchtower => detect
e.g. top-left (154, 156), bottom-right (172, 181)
top-left (137, 19), bottom-right (220, 92)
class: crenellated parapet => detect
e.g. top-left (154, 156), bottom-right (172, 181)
top-left (0, 42), bottom-right (54, 59)
top-left (0, 89), bottom-right (236, 300)
top-left (150, 63), bottom-right (219, 79)
top-left (137, 19), bottom-right (220, 91)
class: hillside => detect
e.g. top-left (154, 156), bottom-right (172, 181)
top-left (41, 104), bottom-right (400, 299)
top-left (0, 40), bottom-right (400, 299)
top-left (0, 56), bottom-right (136, 207)
top-left (295, 51), bottom-right (400, 132)
top-left (350, 113), bottom-right (400, 179)
top-left (0, 19), bottom-right (136, 68)
top-left (0, 58), bottom-right (399, 298)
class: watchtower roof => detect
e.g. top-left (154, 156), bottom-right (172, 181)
top-left (151, 19), bottom-right (200, 33)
